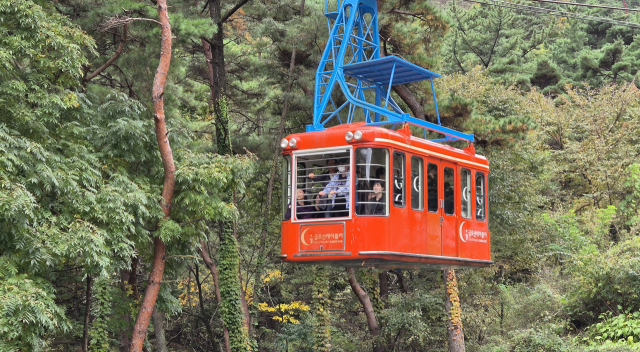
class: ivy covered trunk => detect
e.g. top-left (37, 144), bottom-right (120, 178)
top-left (213, 94), bottom-right (251, 350)
top-left (313, 266), bottom-right (332, 351)
top-left (444, 269), bottom-right (465, 352)
top-left (218, 220), bottom-right (251, 350)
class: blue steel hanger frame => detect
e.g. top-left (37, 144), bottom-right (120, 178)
top-left (307, 0), bottom-right (474, 143)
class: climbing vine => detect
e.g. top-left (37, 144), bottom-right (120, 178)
top-left (312, 266), bottom-right (331, 351)
top-left (218, 221), bottom-right (252, 351)
top-left (444, 269), bottom-right (463, 338)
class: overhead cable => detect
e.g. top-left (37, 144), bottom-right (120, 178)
top-left (525, 0), bottom-right (640, 13)
top-left (461, 0), bottom-right (640, 29)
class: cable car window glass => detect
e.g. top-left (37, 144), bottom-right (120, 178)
top-left (411, 157), bottom-right (423, 210)
top-left (444, 167), bottom-right (455, 215)
top-left (393, 153), bottom-right (405, 207)
top-left (282, 155), bottom-right (292, 221)
top-left (461, 168), bottom-right (471, 219)
top-left (293, 149), bottom-right (351, 220)
top-left (427, 163), bottom-right (438, 212)
top-left (355, 148), bottom-right (388, 216)
top-left (476, 172), bottom-right (486, 221)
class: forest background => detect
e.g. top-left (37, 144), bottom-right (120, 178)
top-left (2, 0), bottom-right (640, 351)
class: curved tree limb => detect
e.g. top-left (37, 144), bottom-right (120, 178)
top-left (129, 1), bottom-right (175, 350)
top-left (84, 23), bottom-right (128, 83)
top-left (346, 268), bottom-right (379, 336)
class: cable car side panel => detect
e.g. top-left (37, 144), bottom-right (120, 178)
top-left (279, 124), bottom-right (492, 268)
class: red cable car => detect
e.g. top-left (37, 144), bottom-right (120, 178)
top-left (279, 122), bottom-right (492, 269)
top-left (278, 0), bottom-right (492, 269)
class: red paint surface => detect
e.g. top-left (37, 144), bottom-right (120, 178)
top-left (280, 122), bottom-right (492, 268)
top-left (300, 223), bottom-right (345, 251)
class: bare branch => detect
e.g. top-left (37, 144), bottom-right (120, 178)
top-left (220, 0), bottom-right (251, 24)
top-left (101, 15), bottom-right (160, 32)
top-left (85, 24), bottom-right (128, 83)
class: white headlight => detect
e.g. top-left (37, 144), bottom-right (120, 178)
top-left (289, 138), bottom-right (297, 147)
top-left (354, 130), bottom-right (363, 140)
top-left (345, 131), bottom-right (354, 141)
top-left (280, 139), bottom-right (289, 148)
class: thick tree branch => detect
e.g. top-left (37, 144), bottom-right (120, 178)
top-left (346, 268), bottom-right (379, 335)
top-left (199, 240), bottom-right (231, 352)
top-left (84, 24), bottom-right (128, 83)
top-left (220, 0), bottom-right (251, 25)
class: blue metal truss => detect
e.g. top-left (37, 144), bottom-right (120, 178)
top-left (307, 0), bottom-right (474, 143)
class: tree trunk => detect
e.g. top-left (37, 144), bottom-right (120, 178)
top-left (346, 268), bottom-right (379, 335)
top-left (82, 276), bottom-right (93, 352)
top-left (152, 307), bottom-right (168, 352)
top-left (204, 1), bottom-right (253, 349)
top-left (393, 84), bottom-right (427, 121)
top-left (395, 270), bottom-right (409, 293)
top-left (378, 271), bottom-right (389, 301)
top-left (218, 219), bottom-right (252, 350)
top-left (194, 264), bottom-right (217, 348)
top-left (199, 240), bottom-right (232, 352)
top-left (129, 1), bottom-right (175, 350)
top-left (444, 269), bottom-right (465, 352)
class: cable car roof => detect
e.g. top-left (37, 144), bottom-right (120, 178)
top-left (342, 56), bottom-right (441, 86)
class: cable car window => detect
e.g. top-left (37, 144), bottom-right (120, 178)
top-left (393, 153), bottom-right (405, 207)
top-left (294, 149), bottom-right (351, 219)
top-left (282, 155), bottom-right (292, 221)
top-left (411, 157), bottom-right (423, 210)
top-left (444, 167), bottom-right (455, 215)
top-left (461, 169), bottom-right (471, 219)
top-left (355, 148), bottom-right (388, 216)
top-left (476, 172), bottom-right (486, 221)
top-left (427, 163), bottom-right (438, 212)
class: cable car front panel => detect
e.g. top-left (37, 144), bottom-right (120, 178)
top-left (280, 123), bottom-right (492, 269)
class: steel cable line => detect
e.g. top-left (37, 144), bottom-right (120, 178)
top-left (524, 0), bottom-right (640, 13)
top-left (461, 0), bottom-right (640, 29)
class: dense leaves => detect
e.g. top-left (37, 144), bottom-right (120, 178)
top-left (3, 0), bottom-right (640, 351)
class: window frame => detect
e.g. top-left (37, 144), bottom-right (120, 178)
top-left (411, 156), bottom-right (424, 211)
top-left (427, 163), bottom-right (439, 213)
top-left (291, 146), bottom-right (353, 223)
top-left (475, 171), bottom-right (487, 221)
top-left (392, 152), bottom-right (406, 208)
top-left (460, 168), bottom-right (472, 219)
top-left (282, 155), bottom-right (292, 221)
top-left (355, 147), bottom-right (389, 217)
top-left (443, 166), bottom-right (455, 216)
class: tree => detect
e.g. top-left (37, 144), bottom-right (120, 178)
top-left (129, 0), bottom-right (175, 350)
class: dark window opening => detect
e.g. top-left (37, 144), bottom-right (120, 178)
top-left (476, 172), bottom-right (486, 221)
top-left (411, 157), bottom-right (423, 210)
top-left (427, 163), bottom-right (438, 212)
top-left (355, 148), bottom-right (388, 216)
top-left (444, 167), bottom-right (455, 215)
top-left (393, 153), bottom-right (405, 207)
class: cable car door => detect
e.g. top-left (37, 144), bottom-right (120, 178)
top-left (426, 161), bottom-right (442, 255)
top-left (441, 162), bottom-right (457, 257)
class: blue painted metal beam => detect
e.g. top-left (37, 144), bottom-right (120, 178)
top-left (307, 0), bottom-right (473, 144)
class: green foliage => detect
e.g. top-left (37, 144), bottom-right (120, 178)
top-left (510, 327), bottom-right (571, 352)
top-left (218, 221), bottom-right (253, 351)
top-left (0, 270), bottom-right (69, 351)
top-left (379, 291), bottom-right (446, 350)
top-left (312, 266), bottom-right (331, 352)
top-left (586, 311), bottom-right (640, 345)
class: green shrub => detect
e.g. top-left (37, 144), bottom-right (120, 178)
top-left (586, 311), bottom-right (640, 345)
top-left (511, 328), bottom-right (571, 352)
